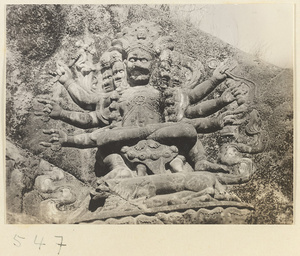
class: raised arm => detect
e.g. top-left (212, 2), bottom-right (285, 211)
top-left (188, 64), bottom-right (228, 104)
top-left (55, 61), bottom-right (101, 110)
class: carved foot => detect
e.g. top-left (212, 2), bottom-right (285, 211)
top-left (102, 166), bottom-right (135, 180)
top-left (136, 164), bottom-right (147, 176)
top-left (169, 156), bottom-right (185, 173)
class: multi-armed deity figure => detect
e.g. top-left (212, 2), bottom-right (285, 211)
top-left (38, 21), bottom-right (263, 210)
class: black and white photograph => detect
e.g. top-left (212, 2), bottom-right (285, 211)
top-left (4, 3), bottom-right (294, 227)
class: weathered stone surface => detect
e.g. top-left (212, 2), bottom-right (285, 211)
top-left (77, 206), bottom-right (252, 224)
top-left (156, 212), bottom-right (185, 224)
top-left (105, 216), bottom-right (136, 224)
top-left (6, 169), bottom-right (26, 213)
top-left (6, 212), bottom-right (44, 224)
top-left (182, 209), bottom-right (198, 224)
top-left (135, 215), bottom-right (163, 224)
top-left (195, 207), bottom-right (252, 224)
top-left (23, 190), bottom-right (43, 217)
top-left (5, 139), bottom-right (91, 224)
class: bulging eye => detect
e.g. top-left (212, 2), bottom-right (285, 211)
top-left (141, 58), bottom-right (148, 63)
top-left (129, 58), bottom-right (136, 62)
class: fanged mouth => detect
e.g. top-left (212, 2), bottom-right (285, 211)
top-left (131, 69), bottom-right (149, 76)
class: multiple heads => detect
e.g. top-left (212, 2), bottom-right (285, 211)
top-left (97, 21), bottom-right (182, 93)
top-left (97, 21), bottom-right (165, 93)
top-left (77, 21), bottom-right (203, 94)
top-left (100, 46), bottom-right (155, 92)
top-left (158, 59), bottom-right (182, 90)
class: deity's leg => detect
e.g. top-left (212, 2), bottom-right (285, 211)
top-left (94, 123), bottom-right (197, 151)
top-left (94, 126), bottom-right (157, 148)
top-left (146, 123), bottom-right (198, 152)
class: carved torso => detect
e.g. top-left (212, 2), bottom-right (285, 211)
top-left (118, 86), bottom-right (163, 127)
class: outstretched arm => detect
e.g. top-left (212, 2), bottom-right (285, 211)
top-left (40, 129), bottom-right (104, 150)
top-left (37, 99), bottom-right (109, 128)
top-left (182, 117), bottom-right (222, 133)
top-left (182, 110), bottom-right (241, 133)
top-left (188, 64), bottom-right (228, 104)
top-left (185, 86), bottom-right (242, 118)
top-left (59, 109), bottom-right (109, 128)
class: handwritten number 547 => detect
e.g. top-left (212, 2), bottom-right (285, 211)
top-left (13, 234), bottom-right (66, 255)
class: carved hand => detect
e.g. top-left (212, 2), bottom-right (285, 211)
top-left (36, 98), bottom-right (62, 119)
top-left (212, 63), bottom-right (229, 81)
top-left (224, 78), bottom-right (239, 88)
top-left (224, 79), bottom-right (248, 105)
top-left (40, 129), bottom-right (68, 151)
top-left (220, 86), bottom-right (242, 104)
top-left (55, 61), bottom-right (73, 85)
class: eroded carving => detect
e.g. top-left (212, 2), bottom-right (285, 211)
top-left (34, 20), bottom-right (266, 223)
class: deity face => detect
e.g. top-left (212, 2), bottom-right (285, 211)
top-left (159, 61), bottom-right (171, 90)
top-left (112, 61), bottom-right (126, 88)
top-left (136, 26), bottom-right (148, 40)
top-left (101, 69), bottom-right (114, 93)
top-left (109, 50), bottom-right (123, 64)
top-left (125, 48), bottom-right (154, 86)
top-left (170, 66), bottom-right (182, 88)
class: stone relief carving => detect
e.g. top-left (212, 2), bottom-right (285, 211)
top-left (30, 20), bottom-right (270, 223)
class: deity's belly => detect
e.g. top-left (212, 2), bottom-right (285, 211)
top-left (120, 87), bottom-right (162, 127)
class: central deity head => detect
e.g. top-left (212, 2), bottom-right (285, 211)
top-left (125, 47), bottom-right (154, 86)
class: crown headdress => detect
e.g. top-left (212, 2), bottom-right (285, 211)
top-left (111, 21), bottom-right (174, 58)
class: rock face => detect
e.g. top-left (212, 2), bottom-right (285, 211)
top-left (6, 5), bottom-right (293, 224)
